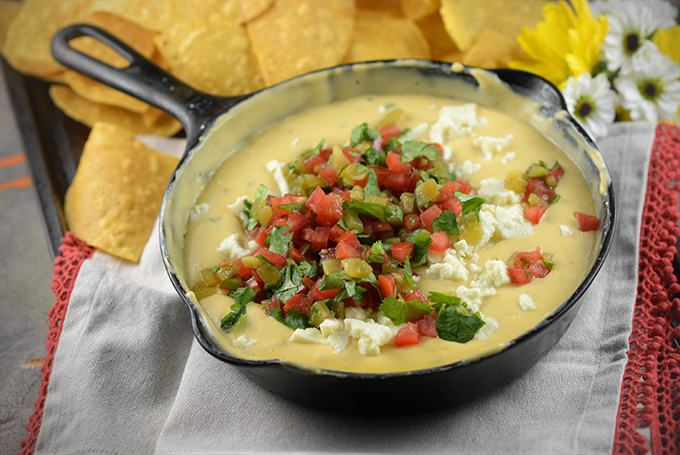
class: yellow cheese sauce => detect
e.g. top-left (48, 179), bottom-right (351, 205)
top-left (183, 94), bottom-right (598, 374)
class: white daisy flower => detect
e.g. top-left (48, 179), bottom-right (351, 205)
top-left (600, 1), bottom-right (659, 74)
top-left (615, 51), bottom-right (680, 122)
top-left (592, 0), bottom-right (678, 31)
top-left (562, 72), bottom-right (617, 139)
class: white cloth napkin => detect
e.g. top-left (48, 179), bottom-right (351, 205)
top-left (34, 122), bottom-right (656, 455)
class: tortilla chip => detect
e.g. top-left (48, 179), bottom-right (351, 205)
top-left (346, 13), bottom-right (430, 63)
top-left (462, 30), bottom-right (530, 69)
top-left (415, 12), bottom-right (458, 60)
top-left (50, 85), bottom-right (182, 137)
top-left (439, 0), bottom-right (546, 52)
top-left (355, 0), bottom-right (400, 10)
top-left (0, 0), bottom-right (21, 51)
top-left (90, 0), bottom-right (273, 32)
top-left (154, 20), bottom-right (263, 96)
top-left (63, 71), bottom-right (151, 113)
top-left (1, 0), bottom-right (92, 78)
top-left (64, 122), bottom-right (179, 262)
top-left (399, 0), bottom-right (439, 21)
top-left (246, 0), bottom-right (355, 86)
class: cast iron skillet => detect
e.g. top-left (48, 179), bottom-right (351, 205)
top-left (52, 24), bottom-right (616, 415)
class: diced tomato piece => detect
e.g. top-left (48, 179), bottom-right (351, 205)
top-left (402, 213), bottom-right (422, 232)
top-left (378, 274), bottom-right (397, 298)
top-left (359, 282), bottom-right (381, 308)
top-left (416, 314), bottom-right (437, 338)
top-left (420, 204), bottom-right (443, 228)
top-left (577, 212), bottom-right (600, 232)
top-left (312, 226), bottom-right (331, 251)
top-left (301, 227), bottom-right (315, 244)
top-left (443, 197), bottom-right (462, 217)
top-left (308, 281), bottom-right (341, 302)
top-left (524, 205), bottom-right (548, 225)
top-left (411, 157), bottom-right (433, 170)
top-left (318, 165), bottom-right (339, 186)
top-left (336, 241), bottom-right (363, 260)
top-left (456, 179), bottom-right (472, 195)
top-left (438, 180), bottom-right (462, 203)
top-left (245, 276), bottom-right (262, 299)
top-left (287, 211), bottom-right (311, 233)
top-left (380, 123), bottom-right (401, 141)
top-left (315, 193), bottom-right (344, 226)
top-left (329, 223), bottom-right (346, 243)
top-left (390, 242), bottom-right (414, 264)
top-left (404, 288), bottom-right (427, 302)
top-left (386, 151), bottom-right (411, 173)
top-left (546, 165), bottom-right (564, 184)
top-left (264, 296), bottom-right (281, 314)
top-left (507, 267), bottom-right (533, 285)
top-left (303, 154), bottom-right (327, 173)
top-left (344, 296), bottom-right (361, 307)
top-left (372, 136), bottom-right (384, 151)
top-left (429, 231), bottom-right (450, 252)
top-left (343, 147), bottom-right (362, 163)
top-left (366, 221), bottom-right (392, 236)
top-left (528, 261), bottom-right (551, 278)
top-left (283, 294), bottom-right (313, 316)
top-left (513, 247), bottom-right (543, 267)
top-left (408, 168), bottom-right (422, 193)
top-left (233, 259), bottom-right (255, 279)
top-left (336, 231), bottom-right (360, 249)
top-left (253, 248), bottom-right (287, 266)
top-left (319, 248), bottom-right (337, 261)
top-left (302, 276), bottom-right (316, 289)
top-left (524, 178), bottom-right (557, 204)
top-left (250, 226), bottom-right (268, 245)
top-left (306, 186), bottom-right (328, 214)
top-left (270, 194), bottom-right (305, 216)
top-left (383, 171), bottom-right (411, 192)
top-left (394, 323), bottom-right (421, 347)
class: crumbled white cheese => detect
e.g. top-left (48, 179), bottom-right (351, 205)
top-left (477, 178), bottom-right (521, 205)
top-left (344, 318), bottom-right (393, 356)
top-left (319, 318), bottom-right (349, 354)
top-left (428, 104), bottom-right (489, 143)
top-left (473, 314), bottom-right (499, 340)
top-left (519, 294), bottom-right (536, 311)
top-left (468, 263), bottom-right (483, 273)
top-left (501, 151), bottom-right (516, 164)
top-left (455, 285), bottom-right (496, 313)
top-left (426, 249), bottom-right (469, 281)
top-left (495, 205), bottom-right (534, 239)
top-left (291, 137), bottom-right (300, 147)
top-left (560, 225), bottom-right (573, 236)
top-left (266, 159), bottom-right (289, 196)
top-left (377, 105), bottom-right (386, 113)
top-left (473, 134), bottom-right (514, 161)
top-left (227, 195), bottom-right (249, 225)
top-left (233, 335), bottom-right (257, 350)
top-left (400, 123), bottom-right (429, 142)
top-left (217, 233), bottom-right (258, 261)
top-left (189, 203), bottom-right (209, 221)
top-left (441, 144), bottom-right (453, 162)
top-left (345, 306), bottom-right (370, 321)
top-left (472, 259), bottom-right (510, 289)
top-left (453, 239), bottom-right (473, 257)
top-left (472, 209), bottom-right (498, 251)
top-left (456, 160), bottom-right (482, 179)
top-left (290, 327), bottom-right (327, 344)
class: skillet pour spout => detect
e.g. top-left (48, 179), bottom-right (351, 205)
top-left (51, 24), bottom-right (616, 415)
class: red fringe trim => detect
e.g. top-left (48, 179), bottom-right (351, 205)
top-left (612, 123), bottom-right (680, 455)
top-left (18, 233), bottom-right (94, 455)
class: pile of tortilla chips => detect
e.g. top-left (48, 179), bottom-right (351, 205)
top-left (0, 0), bottom-right (547, 262)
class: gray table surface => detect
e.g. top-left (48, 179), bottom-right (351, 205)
top-left (0, 64), bottom-right (55, 454)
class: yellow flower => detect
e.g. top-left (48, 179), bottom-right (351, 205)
top-left (653, 25), bottom-right (680, 66)
top-left (509, 0), bottom-right (608, 89)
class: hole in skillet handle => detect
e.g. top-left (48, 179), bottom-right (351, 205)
top-left (50, 23), bottom-right (248, 149)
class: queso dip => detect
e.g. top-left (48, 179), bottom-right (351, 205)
top-left (183, 93), bottom-right (599, 374)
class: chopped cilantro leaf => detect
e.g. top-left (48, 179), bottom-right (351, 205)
top-left (402, 256), bottom-right (416, 291)
top-left (363, 147), bottom-right (387, 166)
top-left (255, 184), bottom-right (272, 200)
top-left (366, 240), bottom-right (386, 263)
top-left (299, 260), bottom-right (317, 278)
top-left (267, 308), bottom-right (311, 330)
top-left (428, 292), bottom-right (461, 312)
top-left (455, 192), bottom-right (485, 220)
top-left (427, 167), bottom-right (456, 184)
top-left (271, 264), bottom-right (303, 304)
top-left (276, 202), bottom-right (306, 212)
top-left (210, 265), bottom-right (220, 274)
top-left (432, 210), bottom-right (460, 234)
top-left (379, 295), bottom-right (432, 325)
top-left (400, 140), bottom-right (440, 163)
top-left (265, 225), bottom-right (293, 258)
top-left (359, 165), bottom-right (381, 197)
top-left (435, 304), bottom-right (485, 343)
top-left (343, 199), bottom-right (403, 223)
top-left (405, 229), bottom-right (432, 267)
top-left (384, 137), bottom-right (402, 152)
top-left (350, 123), bottom-right (380, 147)
top-left (220, 286), bottom-right (256, 333)
top-left (318, 271), bottom-right (353, 290)
top-left (301, 139), bottom-right (325, 158)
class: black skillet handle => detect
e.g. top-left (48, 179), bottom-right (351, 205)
top-left (51, 24), bottom-right (246, 148)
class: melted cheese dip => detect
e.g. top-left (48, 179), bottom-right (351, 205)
top-left (183, 94), bottom-right (598, 374)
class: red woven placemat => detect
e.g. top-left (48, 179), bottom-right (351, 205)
top-left (612, 123), bottom-right (680, 455)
